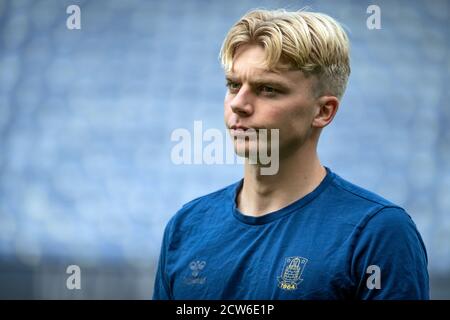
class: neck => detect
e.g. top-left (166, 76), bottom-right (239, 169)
top-left (237, 138), bottom-right (326, 217)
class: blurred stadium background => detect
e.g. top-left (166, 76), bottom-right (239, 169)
top-left (0, 0), bottom-right (448, 299)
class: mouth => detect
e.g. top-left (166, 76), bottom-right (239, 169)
top-left (230, 125), bottom-right (250, 131)
top-left (229, 125), bottom-right (253, 136)
top-left (229, 125), bottom-right (263, 139)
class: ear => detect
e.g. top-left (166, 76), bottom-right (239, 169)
top-left (312, 95), bottom-right (339, 128)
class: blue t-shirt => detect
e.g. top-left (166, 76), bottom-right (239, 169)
top-left (153, 168), bottom-right (429, 300)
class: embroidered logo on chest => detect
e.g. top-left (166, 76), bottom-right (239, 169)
top-left (277, 256), bottom-right (308, 291)
top-left (184, 260), bottom-right (207, 285)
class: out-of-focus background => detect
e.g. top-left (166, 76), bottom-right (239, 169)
top-left (0, 0), bottom-right (448, 299)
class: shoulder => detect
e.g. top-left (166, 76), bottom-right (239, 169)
top-left (180, 181), bottom-right (239, 210)
top-left (325, 170), bottom-right (416, 229)
top-left (165, 180), bottom-right (241, 233)
top-left (330, 171), bottom-right (397, 208)
top-left (328, 171), bottom-right (424, 246)
top-left (177, 180), bottom-right (240, 217)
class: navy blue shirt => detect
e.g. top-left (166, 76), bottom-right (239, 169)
top-left (153, 168), bottom-right (429, 299)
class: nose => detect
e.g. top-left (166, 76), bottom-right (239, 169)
top-left (229, 85), bottom-right (254, 117)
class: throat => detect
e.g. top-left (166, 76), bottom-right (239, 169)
top-left (237, 163), bottom-right (326, 217)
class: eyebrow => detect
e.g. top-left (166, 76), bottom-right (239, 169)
top-left (225, 74), bottom-right (291, 90)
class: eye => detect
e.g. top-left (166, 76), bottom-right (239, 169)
top-left (261, 86), bottom-right (275, 93)
top-left (259, 85), bottom-right (278, 96)
top-left (226, 81), bottom-right (241, 93)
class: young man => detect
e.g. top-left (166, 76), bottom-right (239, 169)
top-left (153, 9), bottom-right (429, 299)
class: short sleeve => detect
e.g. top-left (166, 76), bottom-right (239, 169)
top-left (351, 207), bottom-right (429, 299)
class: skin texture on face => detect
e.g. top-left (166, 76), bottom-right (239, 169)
top-left (224, 44), bottom-right (331, 161)
top-left (223, 44), bottom-right (340, 216)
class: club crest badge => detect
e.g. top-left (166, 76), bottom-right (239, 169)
top-left (278, 256), bottom-right (308, 291)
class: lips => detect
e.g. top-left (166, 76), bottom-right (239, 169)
top-left (229, 125), bottom-right (259, 137)
top-left (230, 125), bottom-right (250, 131)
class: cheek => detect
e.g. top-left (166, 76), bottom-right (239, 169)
top-left (224, 93), bottom-right (232, 110)
top-left (224, 100), bottom-right (231, 115)
top-left (273, 105), bottom-right (314, 139)
top-left (224, 96), bottom-right (233, 120)
top-left (264, 107), bottom-right (292, 128)
top-left (287, 101), bottom-right (315, 124)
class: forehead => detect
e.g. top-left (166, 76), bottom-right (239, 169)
top-left (226, 44), bottom-right (308, 86)
top-left (229, 45), bottom-right (277, 76)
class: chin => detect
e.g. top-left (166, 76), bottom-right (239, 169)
top-left (234, 141), bottom-right (262, 160)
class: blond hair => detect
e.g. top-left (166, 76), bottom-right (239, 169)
top-left (220, 9), bottom-right (351, 99)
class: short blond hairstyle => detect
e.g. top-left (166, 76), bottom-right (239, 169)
top-left (220, 9), bottom-right (351, 99)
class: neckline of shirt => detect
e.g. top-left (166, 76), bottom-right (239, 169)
top-left (230, 167), bottom-right (335, 226)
